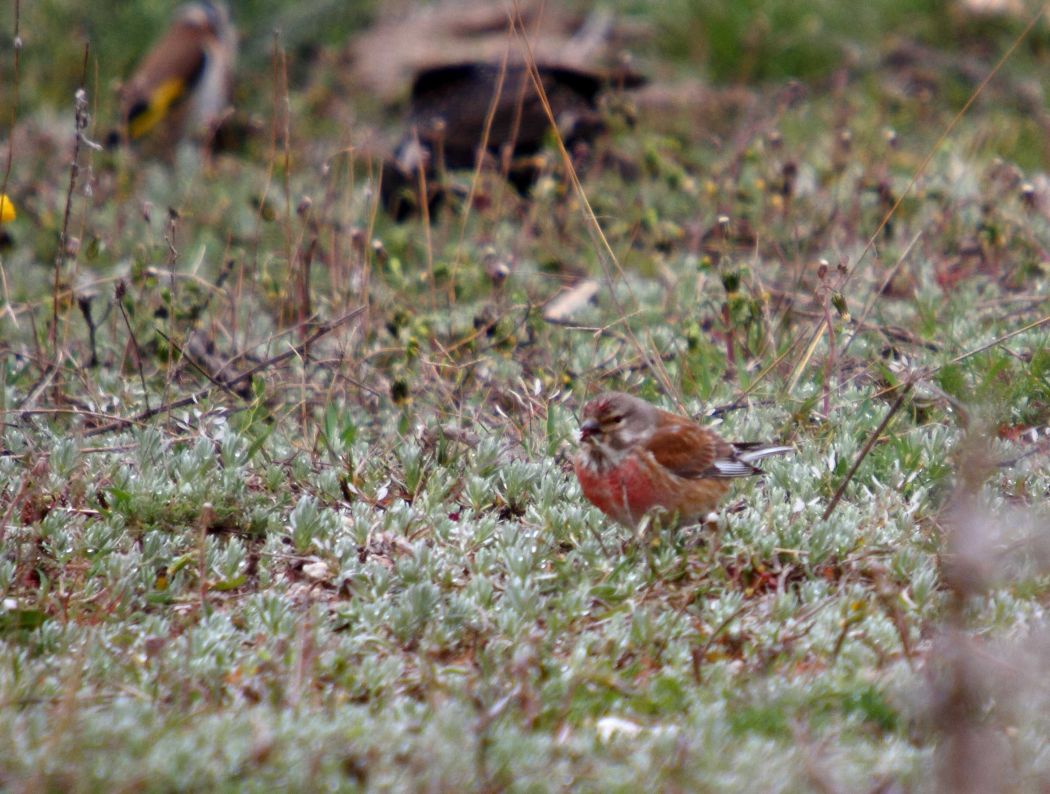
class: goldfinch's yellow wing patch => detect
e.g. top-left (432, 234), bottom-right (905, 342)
top-left (0, 194), bottom-right (14, 223)
top-left (128, 77), bottom-right (188, 140)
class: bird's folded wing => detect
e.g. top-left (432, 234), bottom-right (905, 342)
top-left (643, 424), bottom-right (730, 479)
top-left (124, 29), bottom-right (208, 139)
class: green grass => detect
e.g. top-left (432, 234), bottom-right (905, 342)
top-left (2, 0), bottom-right (1050, 791)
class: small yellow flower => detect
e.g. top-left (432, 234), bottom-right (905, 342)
top-left (0, 194), bottom-right (14, 223)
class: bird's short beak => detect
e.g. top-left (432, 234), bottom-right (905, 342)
top-left (579, 418), bottom-right (600, 440)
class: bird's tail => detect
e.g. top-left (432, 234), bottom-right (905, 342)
top-left (732, 443), bottom-right (794, 464)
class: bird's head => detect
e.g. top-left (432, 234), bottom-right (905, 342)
top-left (178, 1), bottom-right (231, 37)
top-left (579, 392), bottom-right (657, 451)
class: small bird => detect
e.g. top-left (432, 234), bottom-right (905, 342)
top-left (382, 61), bottom-right (643, 218)
top-left (573, 392), bottom-right (792, 528)
top-left (114, 1), bottom-right (236, 150)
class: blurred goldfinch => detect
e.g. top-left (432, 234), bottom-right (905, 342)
top-left (0, 194), bottom-right (14, 223)
top-left (117, 1), bottom-right (235, 149)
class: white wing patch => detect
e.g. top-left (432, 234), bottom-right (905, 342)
top-left (710, 444), bottom-right (793, 479)
top-left (711, 459), bottom-right (759, 477)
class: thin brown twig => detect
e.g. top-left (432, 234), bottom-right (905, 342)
top-left (270, 31), bottom-right (295, 331)
top-left (839, 229), bottom-right (923, 359)
top-left (154, 328), bottom-right (247, 403)
top-left (115, 282), bottom-right (151, 415)
top-left (862, 313), bottom-right (1050, 405)
top-left (0, 474), bottom-right (29, 544)
top-left (198, 503), bottom-right (213, 611)
top-left (691, 603), bottom-right (750, 684)
top-left (241, 29), bottom-right (286, 342)
top-left (788, 5), bottom-right (1047, 392)
top-left (414, 129), bottom-right (436, 309)
top-left (2, 406), bottom-right (149, 428)
top-left (507, 4), bottom-right (677, 405)
top-left (52, 47), bottom-right (91, 352)
top-left (82, 307), bottom-right (365, 438)
top-left (818, 267), bottom-right (836, 418)
top-left (946, 314), bottom-right (1050, 367)
top-left (15, 356), bottom-right (61, 412)
top-left (449, 42), bottom-right (513, 301)
top-left (710, 338), bottom-right (804, 420)
top-left (822, 380), bottom-right (913, 521)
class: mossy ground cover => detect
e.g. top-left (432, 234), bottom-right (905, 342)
top-left (2, 1), bottom-right (1049, 790)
